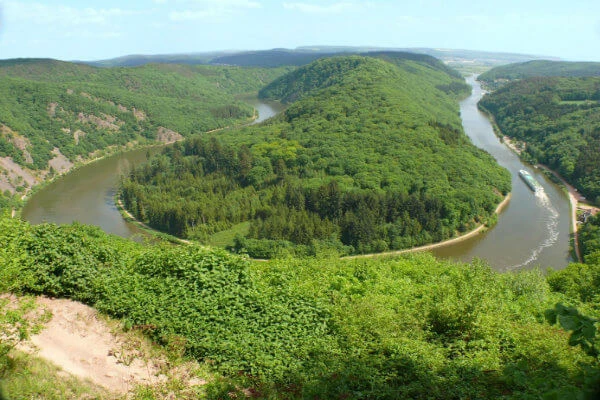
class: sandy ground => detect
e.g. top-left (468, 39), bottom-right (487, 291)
top-left (502, 136), bottom-right (523, 154)
top-left (17, 297), bottom-right (165, 394)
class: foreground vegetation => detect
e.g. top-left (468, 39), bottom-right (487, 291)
top-left (121, 54), bottom-right (510, 257)
top-left (1, 214), bottom-right (599, 398)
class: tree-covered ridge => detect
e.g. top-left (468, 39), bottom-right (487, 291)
top-left (580, 214), bottom-right (600, 264)
top-left (259, 53), bottom-right (468, 103)
top-left (0, 59), bottom-right (290, 181)
top-left (479, 77), bottom-right (600, 203)
top-left (1, 215), bottom-right (599, 398)
top-left (121, 55), bottom-right (510, 256)
top-left (479, 60), bottom-right (600, 88)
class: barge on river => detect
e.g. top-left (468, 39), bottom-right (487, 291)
top-left (519, 169), bottom-right (544, 193)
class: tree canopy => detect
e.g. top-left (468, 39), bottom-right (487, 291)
top-left (121, 55), bottom-right (510, 256)
top-left (480, 76), bottom-right (600, 203)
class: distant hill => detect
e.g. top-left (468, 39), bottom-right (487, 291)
top-left (82, 52), bottom-right (236, 67)
top-left (210, 49), bottom-right (336, 67)
top-left (259, 52), bottom-right (468, 103)
top-left (80, 47), bottom-right (557, 69)
top-left (479, 60), bottom-right (600, 88)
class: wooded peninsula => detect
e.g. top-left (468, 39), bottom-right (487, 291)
top-left (120, 54), bottom-right (510, 257)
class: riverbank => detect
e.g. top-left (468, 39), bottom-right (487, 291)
top-left (115, 198), bottom-right (190, 245)
top-left (15, 99), bottom-right (267, 219)
top-left (343, 192), bottom-right (512, 260)
top-left (536, 164), bottom-right (600, 262)
top-left (116, 191), bottom-right (512, 262)
top-left (12, 141), bottom-right (151, 218)
top-left (485, 129), bottom-right (583, 262)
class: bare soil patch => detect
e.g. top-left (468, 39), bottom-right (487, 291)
top-left (17, 297), bottom-right (166, 394)
top-left (0, 156), bottom-right (39, 194)
top-left (157, 127), bottom-right (183, 143)
top-left (47, 147), bottom-right (74, 174)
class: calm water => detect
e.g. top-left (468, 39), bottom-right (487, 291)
top-left (21, 100), bottom-right (284, 240)
top-left (22, 86), bottom-right (572, 270)
top-left (431, 76), bottom-right (571, 271)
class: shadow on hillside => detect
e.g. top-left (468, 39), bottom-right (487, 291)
top-left (290, 351), bottom-right (585, 399)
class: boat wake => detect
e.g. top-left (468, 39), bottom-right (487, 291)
top-left (507, 190), bottom-right (560, 270)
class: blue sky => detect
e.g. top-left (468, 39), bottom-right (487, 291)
top-left (0, 0), bottom-right (598, 61)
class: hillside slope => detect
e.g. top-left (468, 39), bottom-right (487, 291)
top-left (121, 54), bottom-right (510, 256)
top-left (0, 59), bottom-right (289, 195)
top-left (479, 76), bottom-right (600, 203)
top-left (479, 60), bottom-right (600, 88)
top-left (1, 214), bottom-right (598, 398)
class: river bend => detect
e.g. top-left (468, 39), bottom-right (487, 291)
top-left (22, 83), bottom-right (572, 270)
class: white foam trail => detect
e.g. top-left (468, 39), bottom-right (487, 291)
top-left (506, 190), bottom-right (560, 270)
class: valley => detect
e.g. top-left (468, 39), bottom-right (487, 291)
top-left (1, 51), bottom-right (600, 399)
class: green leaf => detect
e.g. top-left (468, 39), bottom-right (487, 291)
top-left (558, 314), bottom-right (579, 331)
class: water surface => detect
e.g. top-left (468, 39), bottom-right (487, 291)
top-left (22, 100), bottom-right (283, 239)
top-left (431, 77), bottom-right (571, 271)
top-left (22, 86), bottom-right (572, 270)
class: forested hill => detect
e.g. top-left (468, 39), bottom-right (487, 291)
top-left (259, 52), bottom-right (466, 103)
top-left (479, 60), bottom-right (600, 88)
top-left (479, 77), bottom-right (600, 203)
top-left (0, 59), bottom-right (289, 195)
top-left (121, 55), bottom-right (511, 256)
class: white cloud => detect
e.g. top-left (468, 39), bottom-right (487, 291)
top-left (4, 1), bottom-right (139, 26)
top-left (167, 0), bottom-right (262, 21)
top-left (169, 9), bottom-right (219, 21)
top-left (283, 2), bottom-right (357, 14)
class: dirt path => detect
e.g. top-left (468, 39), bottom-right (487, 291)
top-left (17, 297), bottom-right (165, 394)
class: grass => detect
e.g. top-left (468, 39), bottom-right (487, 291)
top-left (207, 221), bottom-right (251, 247)
top-left (0, 351), bottom-right (112, 400)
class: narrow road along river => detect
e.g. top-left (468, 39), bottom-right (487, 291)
top-left (22, 83), bottom-right (572, 270)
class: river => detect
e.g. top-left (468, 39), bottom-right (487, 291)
top-left (21, 99), bottom-right (284, 241)
top-left (22, 82), bottom-right (573, 270)
top-left (430, 76), bottom-right (572, 271)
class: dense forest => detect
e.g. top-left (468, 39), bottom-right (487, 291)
top-left (478, 60), bottom-right (600, 89)
top-left (0, 59), bottom-right (290, 193)
top-left (1, 214), bottom-right (600, 398)
top-left (581, 214), bottom-right (600, 263)
top-left (120, 54), bottom-right (511, 256)
top-left (479, 77), bottom-right (600, 204)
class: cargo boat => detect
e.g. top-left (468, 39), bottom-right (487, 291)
top-left (519, 169), bottom-right (543, 193)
